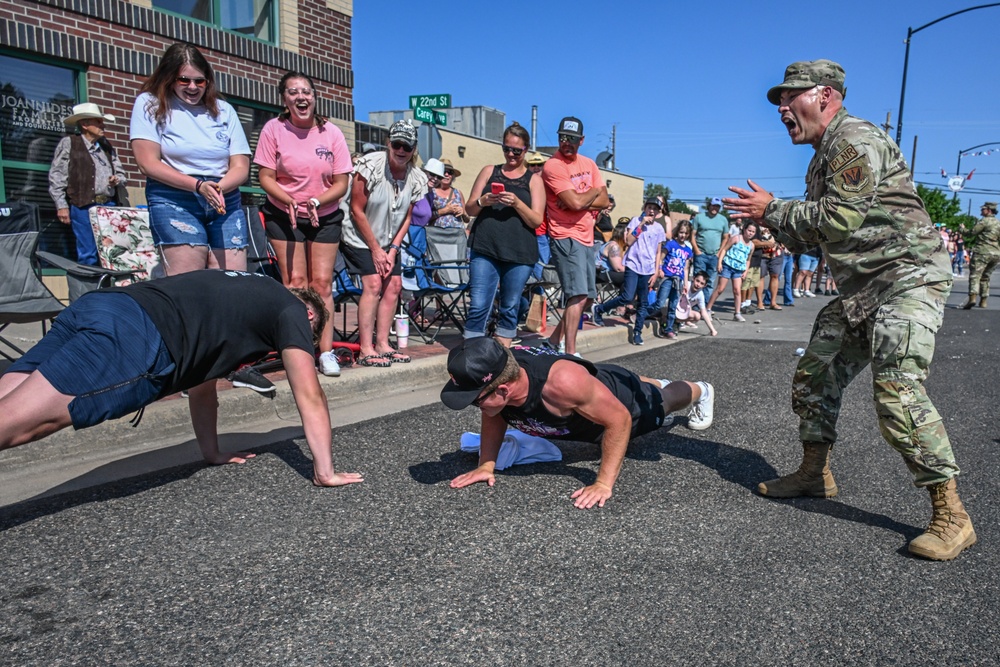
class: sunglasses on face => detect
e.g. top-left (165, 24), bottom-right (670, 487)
top-left (444, 170), bottom-right (455, 176)
top-left (285, 87), bottom-right (314, 97)
top-left (558, 134), bottom-right (581, 145)
top-left (472, 385), bottom-right (498, 408)
top-left (390, 141), bottom-right (414, 152)
top-left (501, 145), bottom-right (525, 156)
top-left (424, 172), bottom-right (441, 181)
top-left (175, 76), bottom-right (207, 87)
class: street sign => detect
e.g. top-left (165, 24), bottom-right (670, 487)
top-left (413, 106), bottom-right (448, 127)
top-left (409, 94), bottom-right (451, 110)
top-left (948, 176), bottom-right (965, 193)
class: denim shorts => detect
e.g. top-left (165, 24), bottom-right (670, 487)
top-left (719, 263), bottom-right (745, 280)
top-left (146, 177), bottom-right (247, 250)
top-left (798, 254), bottom-right (820, 272)
top-left (7, 292), bottom-right (176, 429)
top-left (550, 237), bottom-right (596, 299)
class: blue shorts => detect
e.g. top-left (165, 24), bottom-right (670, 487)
top-left (719, 263), bottom-right (745, 280)
top-left (7, 293), bottom-right (176, 429)
top-left (798, 254), bottom-right (819, 272)
top-left (146, 177), bottom-right (248, 250)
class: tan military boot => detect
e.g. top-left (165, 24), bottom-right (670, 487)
top-left (962, 294), bottom-right (978, 310)
top-left (758, 443), bottom-right (838, 498)
top-left (978, 296), bottom-right (988, 308)
top-left (908, 478), bottom-right (977, 561)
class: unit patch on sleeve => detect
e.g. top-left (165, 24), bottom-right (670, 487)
top-left (828, 145), bottom-right (859, 173)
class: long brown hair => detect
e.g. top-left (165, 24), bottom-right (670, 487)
top-left (140, 43), bottom-right (220, 124)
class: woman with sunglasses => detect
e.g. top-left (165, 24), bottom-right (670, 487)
top-left (130, 43), bottom-right (251, 275)
top-left (431, 159), bottom-right (469, 229)
top-left (464, 122), bottom-right (545, 346)
top-left (343, 120), bottom-right (427, 367)
top-left (253, 71), bottom-right (353, 377)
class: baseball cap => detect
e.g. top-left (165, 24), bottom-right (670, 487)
top-left (557, 116), bottom-right (584, 138)
top-left (440, 337), bottom-right (511, 410)
top-left (388, 120), bottom-right (418, 148)
top-left (767, 59), bottom-right (847, 106)
top-left (644, 196), bottom-right (662, 209)
top-left (361, 142), bottom-right (380, 154)
top-left (710, 197), bottom-right (723, 207)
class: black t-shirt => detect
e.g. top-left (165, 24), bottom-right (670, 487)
top-left (468, 165), bottom-right (538, 265)
top-left (106, 270), bottom-right (314, 393)
top-left (501, 346), bottom-right (665, 443)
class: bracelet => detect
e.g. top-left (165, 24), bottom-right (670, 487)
top-left (477, 195), bottom-right (485, 207)
top-left (388, 244), bottom-right (400, 252)
top-left (309, 197), bottom-right (322, 209)
top-left (194, 179), bottom-right (204, 193)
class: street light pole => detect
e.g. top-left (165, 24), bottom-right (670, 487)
top-left (895, 3), bottom-right (1000, 147)
top-left (956, 141), bottom-right (1000, 177)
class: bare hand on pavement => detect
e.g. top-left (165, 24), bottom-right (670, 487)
top-left (570, 482), bottom-right (612, 509)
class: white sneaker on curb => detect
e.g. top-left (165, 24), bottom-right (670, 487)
top-left (318, 350), bottom-right (341, 377)
top-left (804, 290), bottom-right (816, 298)
top-left (794, 289), bottom-right (803, 297)
top-left (688, 382), bottom-right (714, 430)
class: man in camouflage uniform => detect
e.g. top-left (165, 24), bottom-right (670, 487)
top-left (962, 202), bottom-right (1000, 309)
top-left (724, 60), bottom-right (975, 561)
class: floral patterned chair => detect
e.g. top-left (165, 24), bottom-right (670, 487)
top-left (90, 206), bottom-right (160, 284)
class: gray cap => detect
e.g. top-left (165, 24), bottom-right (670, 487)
top-left (767, 59), bottom-right (847, 105)
top-left (388, 120), bottom-right (417, 147)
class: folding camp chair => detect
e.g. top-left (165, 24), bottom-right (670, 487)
top-left (523, 261), bottom-right (563, 326)
top-left (244, 205), bottom-right (281, 280)
top-left (0, 229), bottom-right (65, 361)
top-left (332, 251), bottom-right (362, 342)
top-left (401, 225), bottom-right (470, 343)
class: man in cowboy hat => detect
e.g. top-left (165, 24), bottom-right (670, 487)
top-left (48, 102), bottom-right (129, 265)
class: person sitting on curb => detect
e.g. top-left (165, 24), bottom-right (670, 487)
top-left (440, 337), bottom-right (715, 509)
top-left (0, 270), bottom-right (363, 489)
top-left (675, 272), bottom-right (718, 336)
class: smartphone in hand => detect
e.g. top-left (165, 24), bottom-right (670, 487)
top-left (491, 183), bottom-right (505, 195)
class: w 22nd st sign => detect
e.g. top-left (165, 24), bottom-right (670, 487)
top-left (409, 94), bottom-right (451, 109)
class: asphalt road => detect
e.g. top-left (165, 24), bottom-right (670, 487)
top-left (1, 305), bottom-right (997, 666)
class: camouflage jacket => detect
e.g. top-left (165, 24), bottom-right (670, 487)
top-left (763, 108), bottom-right (951, 326)
top-left (969, 215), bottom-right (1000, 255)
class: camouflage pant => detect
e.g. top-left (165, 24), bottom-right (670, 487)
top-left (967, 250), bottom-right (1000, 297)
top-left (792, 282), bottom-right (958, 487)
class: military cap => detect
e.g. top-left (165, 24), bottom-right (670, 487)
top-left (767, 59), bottom-right (847, 105)
top-left (983, 202), bottom-right (998, 212)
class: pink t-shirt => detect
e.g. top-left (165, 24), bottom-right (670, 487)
top-left (253, 117), bottom-right (353, 217)
top-left (541, 152), bottom-right (603, 245)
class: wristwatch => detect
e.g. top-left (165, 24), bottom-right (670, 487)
top-left (309, 197), bottom-right (322, 209)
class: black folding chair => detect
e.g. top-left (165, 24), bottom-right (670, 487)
top-left (0, 229), bottom-right (65, 361)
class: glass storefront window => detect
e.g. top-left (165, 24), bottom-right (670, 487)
top-left (231, 100), bottom-right (278, 206)
top-left (0, 55), bottom-right (80, 259)
top-left (151, 0), bottom-right (275, 42)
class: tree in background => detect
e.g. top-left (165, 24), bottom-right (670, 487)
top-left (669, 199), bottom-right (693, 214)
top-left (643, 183), bottom-right (671, 202)
top-left (916, 185), bottom-right (963, 230)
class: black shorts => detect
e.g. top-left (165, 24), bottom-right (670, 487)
top-left (262, 199), bottom-right (343, 244)
top-left (340, 242), bottom-right (402, 277)
top-left (595, 364), bottom-right (667, 439)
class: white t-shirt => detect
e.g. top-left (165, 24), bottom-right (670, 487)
top-left (130, 92), bottom-right (251, 177)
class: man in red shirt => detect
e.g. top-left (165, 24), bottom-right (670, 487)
top-left (541, 116), bottom-right (609, 356)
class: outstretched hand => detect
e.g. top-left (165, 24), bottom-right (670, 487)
top-left (450, 466), bottom-right (496, 489)
top-left (723, 180), bottom-right (773, 221)
top-left (570, 481), bottom-right (613, 509)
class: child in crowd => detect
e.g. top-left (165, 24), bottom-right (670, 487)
top-left (653, 219), bottom-right (693, 339)
top-left (592, 197), bottom-right (666, 346)
top-left (706, 220), bottom-right (756, 321)
top-left (676, 272), bottom-right (718, 336)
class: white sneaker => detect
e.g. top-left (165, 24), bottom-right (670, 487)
top-left (318, 350), bottom-right (341, 377)
top-left (688, 382), bottom-right (714, 430)
top-left (734, 313), bottom-right (745, 322)
top-left (793, 289), bottom-right (803, 297)
top-left (741, 299), bottom-right (751, 309)
top-left (804, 290), bottom-right (816, 298)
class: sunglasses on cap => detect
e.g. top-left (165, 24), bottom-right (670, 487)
top-left (390, 141), bottom-right (414, 152)
top-left (175, 76), bottom-right (208, 87)
top-left (501, 145), bottom-right (525, 156)
top-left (558, 134), bottom-right (581, 144)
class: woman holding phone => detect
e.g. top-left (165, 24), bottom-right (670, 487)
top-left (463, 122), bottom-right (545, 346)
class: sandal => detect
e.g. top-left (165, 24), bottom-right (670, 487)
top-left (358, 354), bottom-right (392, 368)
top-left (769, 305), bottom-right (783, 311)
top-left (379, 351), bottom-right (411, 364)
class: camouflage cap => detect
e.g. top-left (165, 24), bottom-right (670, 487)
top-left (983, 202), bottom-right (998, 212)
top-left (767, 59), bottom-right (847, 105)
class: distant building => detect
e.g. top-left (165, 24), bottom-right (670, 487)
top-left (369, 106), bottom-right (506, 143)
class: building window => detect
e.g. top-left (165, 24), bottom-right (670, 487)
top-left (152, 0), bottom-right (276, 43)
top-left (0, 54), bottom-right (82, 260)
top-left (230, 100), bottom-right (279, 205)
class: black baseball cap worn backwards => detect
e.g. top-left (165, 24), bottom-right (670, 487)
top-left (441, 337), bottom-right (510, 410)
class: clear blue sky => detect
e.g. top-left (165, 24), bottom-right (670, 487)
top-left (353, 0), bottom-right (1000, 215)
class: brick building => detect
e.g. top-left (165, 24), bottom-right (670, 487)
top-left (0, 0), bottom-right (354, 259)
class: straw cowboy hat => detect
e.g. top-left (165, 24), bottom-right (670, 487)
top-left (63, 103), bottom-right (116, 126)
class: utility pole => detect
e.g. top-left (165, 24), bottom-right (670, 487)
top-left (881, 111), bottom-right (893, 135)
top-left (531, 105), bottom-right (537, 152)
top-left (611, 123), bottom-right (617, 171)
top-left (911, 135), bottom-right (918, 172)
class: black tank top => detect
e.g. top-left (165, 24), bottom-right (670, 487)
top-left (469, 165), bottom-right (539, 265)
top-left (502, 346), bottom-right (665, 443)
